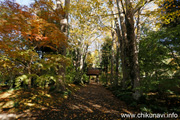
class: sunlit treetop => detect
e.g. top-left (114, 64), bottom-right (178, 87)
top-left (0, 0), bottom-right (67, 55)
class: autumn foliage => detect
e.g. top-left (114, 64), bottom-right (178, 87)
top-left (0, 0), bottom-right (68, 89)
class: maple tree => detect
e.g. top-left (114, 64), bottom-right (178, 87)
top-left (0, 0), bottom-right (69, 90)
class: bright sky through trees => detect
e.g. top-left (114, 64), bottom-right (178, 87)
top-left (15, 0), bottom-right (32, 6)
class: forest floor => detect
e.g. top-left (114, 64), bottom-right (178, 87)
top-left (0, 82), bottom-right (136, 120)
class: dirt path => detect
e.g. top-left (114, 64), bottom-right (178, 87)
top-left (34, 83), bottom-right (134, 120)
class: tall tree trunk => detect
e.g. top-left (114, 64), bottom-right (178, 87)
top-left (56, 0), bottom-right (70, 91)
top-left (79, 44), bottom-right (89, 83)
top-left (114, 18), bottom-right (121, 87)
top-left (125, 0), bottom-right (141, 100)
top-left (110, 37), bottom-right (114, 86)
top-left (110, 19), bottom-right (115, 86)
top-left (116, 0), bottom-right (130, 89)
top-left (115, 39), bottom-right (120, 87)
top-left (136, 9), bottom-right (141, 52)
top-left (63, 0), bottom-right (70, 83)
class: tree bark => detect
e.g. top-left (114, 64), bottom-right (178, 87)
top-left (116, 0), bottom-right (130, 89)
top-left (136, 9), bottom-right (141, 52)
top-left (125, 0), bottom-right (141, 100)
top-left (110, 19), bottom-right (115, 86)
top-left (114, 17), bottom-right (121, 87)
top-left (56, 0), bottom-right (70, 91)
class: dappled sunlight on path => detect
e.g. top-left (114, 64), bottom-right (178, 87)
top-left (35, 82), bottom-right (133, 120)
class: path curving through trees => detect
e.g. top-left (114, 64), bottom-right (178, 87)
top-left (34, 82), bottom-right (134, 120)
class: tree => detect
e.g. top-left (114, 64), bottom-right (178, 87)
top-left (101, 37), bottom-right (112, 85)
top-left (160, 0), bottom-right (180, 27)
top-left (0, 0), bottom-right (70, 90)
top-left (113, 0), bottom-right (157, 100)
top-left (139, 30), bottom-right (170, 92)
top-left (68, 0), bottom-right (111, 84)
top-left (29, 0), bottom-right (70, 91)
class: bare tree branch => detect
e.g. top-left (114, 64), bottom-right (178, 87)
top-left (133, 0), bottom-right (154, 14)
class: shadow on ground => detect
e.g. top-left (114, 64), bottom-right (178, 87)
top-left (33, 83), bottom-right (134, 120)
top-left (0, 83), bottom-right (135, 120)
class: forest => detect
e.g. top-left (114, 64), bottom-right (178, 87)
top-left (0, 0), bottom-right (180, 119)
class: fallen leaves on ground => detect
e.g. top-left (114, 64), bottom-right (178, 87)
top-left (0, 83), bottom-right (135, 119)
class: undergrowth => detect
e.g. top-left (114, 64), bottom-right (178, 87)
top-left (108, 87), bottom-right (180, 114)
